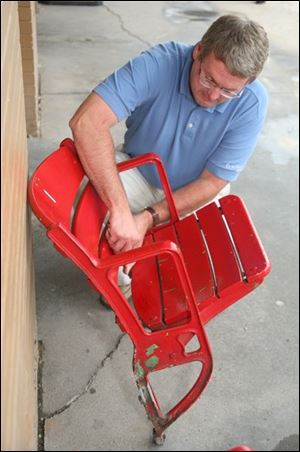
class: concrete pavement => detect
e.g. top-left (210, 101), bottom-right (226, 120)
top-left (28, 1), bottom-right (299, 450)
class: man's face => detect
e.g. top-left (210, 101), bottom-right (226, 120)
top-left (189, 45), bottom-right (248, 108)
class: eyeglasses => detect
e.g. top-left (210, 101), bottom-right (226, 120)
top-left (199, 67), bottom-right (244, 99)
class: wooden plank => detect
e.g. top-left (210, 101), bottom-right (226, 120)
top-left (18, 33), bottom-right (33, 47)
top-left (20, 46), bottom-right (35, 60)
top-left (18, 6), bottom-right (32, 22)
top-left (1, 16), bottom-right (19, 87)
top-left (22, 58), bottom-right (35, 72)
top-left (1, 3), bottom-right (37, 449)
top-left (18, 1), bottom-right (31, 8)
top-left (18, 20), bottom-right (33, 35)
top-left (1, 1), bottom-right (14, 32)
top-left (24, 83), bottom-right (37, 97)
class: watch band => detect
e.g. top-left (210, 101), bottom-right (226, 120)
top-left (144, 206), bottom-right (160, 227)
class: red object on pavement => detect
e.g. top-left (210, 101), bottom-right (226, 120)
top-left (229, 446), bottom-right (254, 451)
top-left (28, 138), bottom-right (271, 444)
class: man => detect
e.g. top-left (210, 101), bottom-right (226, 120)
top-left (69, 15), bottom-right (269, 279)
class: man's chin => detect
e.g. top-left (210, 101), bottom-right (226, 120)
top-left (199, 96), bottom-right (227, 108)
top-left (197, 99), bottom-right (217, 108)
top-left (191, 88), bottom-right (223, 108)
top-left (194, 93), bottom-right (218, 108)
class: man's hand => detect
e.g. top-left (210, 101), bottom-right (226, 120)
top-left (106, 210), bottom-right (153, 253)
top-left (106, 211), bottom-right (141, 253)
top-left (106, 209), bottom-right (153, 273)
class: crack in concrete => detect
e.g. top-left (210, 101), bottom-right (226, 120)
top-left (272, 434), bottom-right (299, 451)
top-left (44, 333), bottom-right (125, 420)
top-left (102, 3), bottom-right (152, 48)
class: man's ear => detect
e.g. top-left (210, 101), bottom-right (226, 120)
top-left (192, 42), bottom-right (202, 61)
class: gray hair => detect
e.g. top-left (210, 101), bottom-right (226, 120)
top-left (199, 15), bottom-right (269, 81)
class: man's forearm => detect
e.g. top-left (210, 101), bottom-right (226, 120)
top-left (69, 91), bottom-right (131, 216)
top-left (152, 169), bottom-right (228, 223)
top-left (71, 124), bottom-right (130, 215)
top-left (69, 92), bottom-right (144, 253)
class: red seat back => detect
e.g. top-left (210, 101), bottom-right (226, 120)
top-left (28, 138), bottom-right (110, 259)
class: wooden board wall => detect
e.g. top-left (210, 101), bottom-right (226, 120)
top-left (19, 1), bottom-right (39, 136)
top-left (1, 1), bottom-right (38, 450)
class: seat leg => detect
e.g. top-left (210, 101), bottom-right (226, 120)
top-left (153, 429), bottom-right (166, 446)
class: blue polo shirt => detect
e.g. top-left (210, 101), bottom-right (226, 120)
top-left (94, 41), bottom-right (268, 190)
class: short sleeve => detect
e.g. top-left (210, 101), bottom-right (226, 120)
top-left (206, 90), bottom-right (268, 181)
top-left (93, 49), bottom-right (162, 121)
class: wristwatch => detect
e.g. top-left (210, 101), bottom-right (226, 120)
top-left (144, 206), bottom-right (160, 227)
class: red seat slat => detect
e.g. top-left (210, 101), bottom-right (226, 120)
top-left (175, 215), bottom-right (216, 305)
top-left (219, 196), bottom-right (271, 282)
top-left (153, 225), bottom-right (190, 326)
top-left (131, 234), bottom-right (164, 330)
top-left (196, 202), bottom-right (242, 296)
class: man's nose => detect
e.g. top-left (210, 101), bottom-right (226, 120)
top-left (208, 87), bottom-right (221, 101)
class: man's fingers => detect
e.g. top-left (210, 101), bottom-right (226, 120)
top-left (105, 228), bottom-right (121, 246)
top-left (107, 236), bottom-right (138, 253)
top-left (113, 239), bottom-right (140, 254)
top-left (105, 220), bottom-right (142, 254)
top-left (124, 262), bottom-right (136, 275)
top-left (106, 228), bottom-right (141, 253)
top-left (110, 239), bottom-right (127, 253)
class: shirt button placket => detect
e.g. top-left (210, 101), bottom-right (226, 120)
top-left (186, 114), bottom-right (197, 138)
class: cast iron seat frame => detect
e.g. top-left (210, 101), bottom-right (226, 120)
top-left (28, 138), bottom-right (271, 444)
